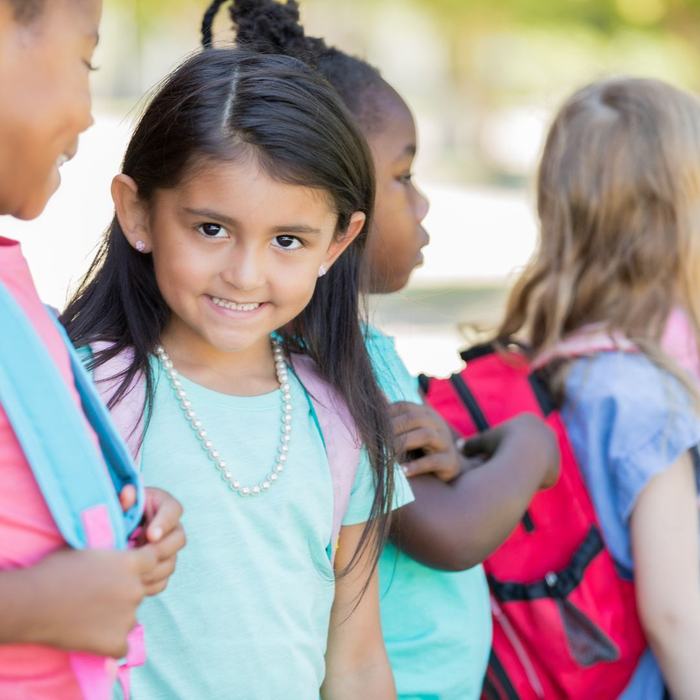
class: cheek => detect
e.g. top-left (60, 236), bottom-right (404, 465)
top-left (152, 240), bottom-right (211, 298)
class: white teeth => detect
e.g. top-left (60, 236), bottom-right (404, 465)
top-left (211, 296), bottom-right (261, 312)
top-left (56, 155), bottom-right (69, 168)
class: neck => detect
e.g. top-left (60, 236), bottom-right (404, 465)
top-left (159, 321), bottom-right (278, 396)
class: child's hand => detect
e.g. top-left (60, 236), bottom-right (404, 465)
top-left (120, 486), bottom-right (186, 596)
top-left (391, 401), bottom-right (470, 482)
top-left (27, 546), bottom-right (159, 658)
top-left (138, 487), bottom-right (186, 595)
top-left (457, 413), bottom-right (560, 489)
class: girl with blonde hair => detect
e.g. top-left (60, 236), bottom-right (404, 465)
top-left (500, 77), bottom-right (700, 699)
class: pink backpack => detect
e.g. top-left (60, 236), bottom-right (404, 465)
top-left (90, 344), bottom-right (362, 566)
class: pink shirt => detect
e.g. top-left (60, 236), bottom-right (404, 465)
top-left (0, 236), bottom-right (98, 698)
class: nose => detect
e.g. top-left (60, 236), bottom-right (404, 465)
top-left (415, 186), bottom-right (430, 224)
top-left (220, 246), bottom-right (264, 292)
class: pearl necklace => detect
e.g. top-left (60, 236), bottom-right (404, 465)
top-left (154, 339), bottom-right (292, 497)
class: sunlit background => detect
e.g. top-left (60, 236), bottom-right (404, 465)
top-left (8, 0), bottom-right (700, 375)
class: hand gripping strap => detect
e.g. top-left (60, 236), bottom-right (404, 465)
top-left (291, 354), bottom-right (362, 566)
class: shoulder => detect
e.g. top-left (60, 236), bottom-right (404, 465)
top-left (563, 352), bottom-right (700, 517)
top-left (565, 352), bottom-right (697, 431)
top-left (364, 325), bottom-right (421, 404)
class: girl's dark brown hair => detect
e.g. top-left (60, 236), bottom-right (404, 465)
top-left (61, 48), bottom-right (395, 575)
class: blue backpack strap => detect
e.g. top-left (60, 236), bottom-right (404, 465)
top-left (49, 316), bottom-right (144, 538)
top-left (0, 279), bottom-right (141, 550)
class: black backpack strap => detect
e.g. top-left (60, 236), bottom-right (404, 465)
top-left (417, 373), bottom-right (431, 396)
top-left (449, 373), bottom-right (490, 432)
top-left (449, 370), bottom-right (536, 533)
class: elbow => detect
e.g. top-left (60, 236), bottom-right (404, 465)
top-left (639, 600), bottom-right (700, 652)
top-left (439, 551), bottom-right (484, 573)
top-left (399, 537), bottom-right (487, 572)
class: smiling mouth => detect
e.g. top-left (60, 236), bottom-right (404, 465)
top-left (56, 150), bottom-right (76, 168)
top-left (210, 295), bottom-right (261, 312)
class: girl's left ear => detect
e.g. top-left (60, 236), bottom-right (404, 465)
top-left (323, 212), bottom-right (366, 271)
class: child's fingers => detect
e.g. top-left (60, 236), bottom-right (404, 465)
top-left (402, 453), bottom-right (449, 479)
top-left (119, 484), bottom-right (138, 512)
top-left (142, 556), bottom-right (177, 592)
top-left (148, 524), bottom-right (186, 563)
top-left (457, 432), bottom-right (497, 457)
top-left (130, 545), bottom-right (159, 575)
top-left (399, 426), bottom-right (439, 454)
top-left (390, 404), bottom-right (439, 436)
top-left (144, 488), bottom-right (184, 543)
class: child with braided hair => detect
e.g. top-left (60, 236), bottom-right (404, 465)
top-left (206, 1), bottom-right (561, 697)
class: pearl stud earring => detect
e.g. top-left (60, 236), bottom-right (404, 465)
top-left (135, 241), bottom-right (146, 253)
top-left (318, 265), bottom-right (327, 277)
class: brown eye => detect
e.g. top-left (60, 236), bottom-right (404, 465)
top-left (198, 223), bottom-right (226, 238)
top-left (272, 236), bottom-right (302, 250)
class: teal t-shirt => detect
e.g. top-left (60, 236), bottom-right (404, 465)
top-left (99, 353), bottom-right (411, 699)
top-left (367, 327), bottom-right (493, 700)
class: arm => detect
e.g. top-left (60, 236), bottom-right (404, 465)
top-left (392, 413), bottom-right (559, 571)
top-left (321, 523), bottom-right (396, 700)
top-left (0, 545), bottom-right (158, 657)
top-left (630, 451), bottom-right (700, 700)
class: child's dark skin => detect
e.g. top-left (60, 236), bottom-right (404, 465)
top-left (365, 82), bottom-right (559, 571)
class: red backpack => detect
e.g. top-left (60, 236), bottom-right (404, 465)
top-left (420, 341), bottom-right (647, 699)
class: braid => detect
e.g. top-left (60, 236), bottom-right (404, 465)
top-left (201, 0), bottom-right (230, 48)
top-left (229, 0), bottom-right (327, 64)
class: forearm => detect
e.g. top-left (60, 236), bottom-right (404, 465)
top-left (321, 647), bottom-right (396, 700)
top-left (394, 448), bottom-right (546, 571)
top-left (644, 605), bottom-right (700, 700)
top-left (0, 566), bottom-right (52, 646)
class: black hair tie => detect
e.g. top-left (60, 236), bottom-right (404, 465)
top-left (201, 0), bottom-right (230, 48)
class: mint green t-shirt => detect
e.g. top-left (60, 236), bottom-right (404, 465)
top-left (102, 354), bottom-right (411, 699)
top-left (367, 327), bottom-right (493, 700)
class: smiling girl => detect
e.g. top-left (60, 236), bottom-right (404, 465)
top-left (61, 48), bottom-right (408, 698)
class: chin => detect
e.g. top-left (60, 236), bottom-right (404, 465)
top-left (15, 180), bottom-right (57, 221)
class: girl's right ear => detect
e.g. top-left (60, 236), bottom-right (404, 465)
top-left (111, 174), bottom-right (152, 253)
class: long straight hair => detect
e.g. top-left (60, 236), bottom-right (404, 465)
top-left (498, 77), bottom-right (700, 402)
top-left (61, 48), bottom-right (395, 573)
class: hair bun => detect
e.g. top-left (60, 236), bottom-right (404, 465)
top-left (229, 0), bottom-right (327, 64)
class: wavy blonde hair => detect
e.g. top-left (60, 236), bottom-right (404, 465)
top-left (499, 77), bottom-right (700, 397)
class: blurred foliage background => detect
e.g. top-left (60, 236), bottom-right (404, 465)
top-left (99, 0), bottom-right (700, 187)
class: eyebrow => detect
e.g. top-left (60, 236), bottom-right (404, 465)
top-left (272, 225), bottom-right (322, 235)
top-left (182, 208), bottom-right (322, 235)
top-left (395, 144), bottom-right (417, 162)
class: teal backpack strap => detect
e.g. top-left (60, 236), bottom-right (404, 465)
top-left (0, 279), bottom-right (140, 550)
top-left (291, 354), bottom-right (362, 566)
top-left (49, 318), bottom-right (145, 536)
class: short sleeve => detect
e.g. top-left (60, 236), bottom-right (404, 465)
top-left (342, 448), bottom-right (414, 526)
top-left (563, 352), bottom-right (700, 569)
top-left (365, 326), bottom-right (422, 405)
